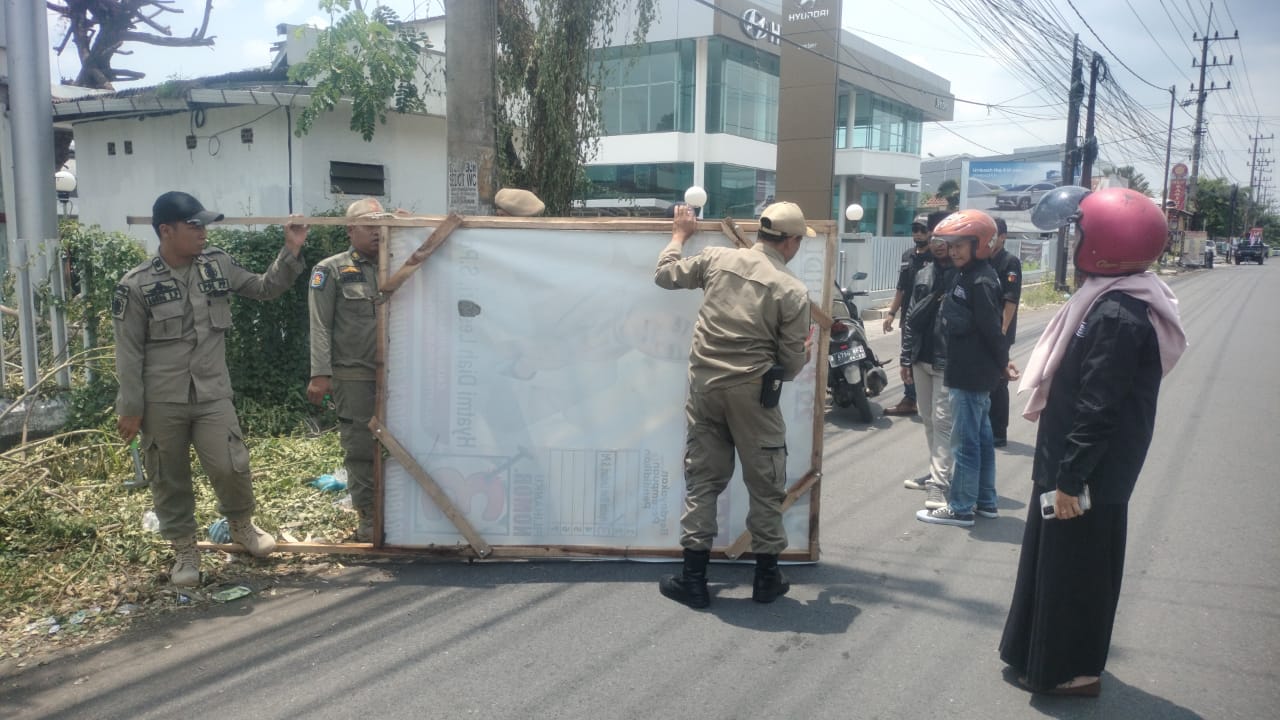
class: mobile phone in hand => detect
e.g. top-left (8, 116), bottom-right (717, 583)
top-left (1040, 486), bottom-right (1092, 519)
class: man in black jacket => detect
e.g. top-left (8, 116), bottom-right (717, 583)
top-left (916, 210), bottom-right (1015, 527)
top-left (987, 217), bottom-right (1022, 446)
top-left (899, 221), bottom-right (955, 511)
top-left (881, 221), bottom-right (933, 416)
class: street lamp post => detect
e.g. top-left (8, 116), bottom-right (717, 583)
top-left (55, 171), bottom-right (94, 383)
top-left (55, 171), bottom-right (76, 218)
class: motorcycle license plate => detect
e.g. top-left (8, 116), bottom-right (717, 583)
top-left (828, 345), bottom-right (867, 367)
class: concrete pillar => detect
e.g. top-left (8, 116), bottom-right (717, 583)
top-left (445, 0), bottom-right (498, 215)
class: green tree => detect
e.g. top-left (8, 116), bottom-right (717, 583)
top-left (935, 179), bottom-right (960, 210)
top-left (287, 1), bottom-right (430, 141)
top-left (1195, 177), bottom-right (1251, 237)
top-left (496, 0), bottom-right (657, 215)
top-left (1110, 165), bottom-right (1152, 196)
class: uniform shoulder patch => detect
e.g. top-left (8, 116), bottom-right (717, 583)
top-left (310, 267), bottom-right (328, 290)
top-left (1007, 271), bottom-right (1019, 284)
top-left (112, 285), bottom-right (130, 319)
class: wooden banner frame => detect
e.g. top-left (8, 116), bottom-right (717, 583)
top-left (187, 213), bottom-right (835, 562)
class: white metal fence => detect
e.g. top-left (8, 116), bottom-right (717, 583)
top-left (835, 235), bottom-right (1059, 309)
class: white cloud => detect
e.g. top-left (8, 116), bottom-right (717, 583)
top-left (241, 39), bottom-right (276, 68)
top-left (263, 0), bottom-right (306, 24)
top-left (302, 15), bottom-right (332, 30)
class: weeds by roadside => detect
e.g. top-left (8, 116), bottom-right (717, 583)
top-left (1020, 281), bottom-right (1072, 309)
top-left (0, 427), bottom-right (347, 664)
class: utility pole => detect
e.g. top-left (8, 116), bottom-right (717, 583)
top-left (1246, 123), bottom-right (1274, 229)
top-left (1187, 2), bottom-right (1237, 228)
top-left (445, 0), bottom-right (499, 216)
top-left (6, 0), bottom-right (71, 390)
top-left (1055, 34), bottom-right (1084, 292)
top-left (1227, 184), bottom-right (1238, 239)
top-left (1161, 86), bottom-right (1175, 211)
top-left (1078, 52), bottom-right (1106, 190)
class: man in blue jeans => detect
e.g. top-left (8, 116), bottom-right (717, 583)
top-left (917, 210), bottom-right (1018, 527)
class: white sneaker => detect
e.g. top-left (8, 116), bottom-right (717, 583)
top-left (916, 506), bottom-right (975, 527)
top-left (903, 474), bottom-right (930, 490)
top-left (228, 518), bottom-right (277, 557)
top-left (924, 485), bottom-right (948, 509)
top-left (170, 535), bottom-right (201, 587)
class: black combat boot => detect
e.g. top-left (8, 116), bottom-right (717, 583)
top-left (752, 554), bottom-right (790, 603)
top-left (658, 548), bottom-right (711, 609)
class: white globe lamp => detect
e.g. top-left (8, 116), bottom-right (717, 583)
top-left (684, 186), bottom-right (708, 209)
top-left (845, 203), bottom-right (864, 222)
top-left (55, 170), bottom-right (77, 196)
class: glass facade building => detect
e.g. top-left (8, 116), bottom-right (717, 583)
top-left (598, 40), bottom-right (696, 135)
top-left (585, 7), bottom-right (952, 234)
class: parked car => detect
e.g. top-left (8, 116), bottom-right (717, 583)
top-left (997, 182), bottom-right (1058, 210)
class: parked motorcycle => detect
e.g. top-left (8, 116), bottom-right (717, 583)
top-left (828, 272), bottom-right (889, 423)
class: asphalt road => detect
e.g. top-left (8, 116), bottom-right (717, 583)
top-left (4, 264), bottom-right (1278, 720)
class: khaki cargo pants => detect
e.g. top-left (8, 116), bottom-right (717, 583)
top-left (333, 378), bottom-right (376, 515)
top-left (681, 380), bottom-right (788, 555)
top-left (142, 398), bottom-right (254, 540)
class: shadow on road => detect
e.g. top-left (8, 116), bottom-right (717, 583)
top-left (998, 667), bottom-right (1206, 718)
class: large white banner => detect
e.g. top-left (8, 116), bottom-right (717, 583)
top-left (382, 223), bottom-right (829, 556)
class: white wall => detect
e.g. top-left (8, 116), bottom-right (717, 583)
top-left (72, 104), bottom-right (446, 249)
top-left (594, 131), bottom-right (775, 170)
top-left (293, 108), bottom-right (446, 216)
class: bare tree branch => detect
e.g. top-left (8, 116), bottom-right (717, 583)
top-left (136, 11), bottom-right (172, 36)
top-left (120, 31), bottom-right (215, 47)
top-left (193, 0), bottom-right (213, 40)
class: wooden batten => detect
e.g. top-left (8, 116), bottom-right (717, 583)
top-left (373, 225), bottom-right (392, 548)
top-left (369, 418), bottom-right (493, 559)
top-left (379, 213), bottom-right (464, 296)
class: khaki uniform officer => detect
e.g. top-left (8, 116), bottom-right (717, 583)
top-left (114, 191), bottom-right (308, 587)
top-left (306, 198), bottom-right (384, 542)
top-left (654, 201), bottom-right (813, 609)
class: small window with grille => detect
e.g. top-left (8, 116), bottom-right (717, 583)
top-left (329, 161), bottom-right (385, 196)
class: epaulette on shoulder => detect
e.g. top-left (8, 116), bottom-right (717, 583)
top-left (123, 258), bottom-right (161, 280)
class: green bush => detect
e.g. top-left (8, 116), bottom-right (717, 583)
top-left (59, 222), bottom-right (148, 428)
top-left (210, 220), bottom-right (351, 434)
top-left (45, 219), bottom-right (352, 436)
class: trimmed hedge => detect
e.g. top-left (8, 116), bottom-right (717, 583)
top-left (51, 219), bottom-right (352, 435)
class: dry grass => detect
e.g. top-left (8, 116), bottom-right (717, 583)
top-left (0, 428), bottom-right (348, 663)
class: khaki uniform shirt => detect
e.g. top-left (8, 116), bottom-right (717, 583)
top-left (655, 241), bottom-right (810, 390)
top-left (308, 248), bottom-right (378, 381)
top-left (112, 247), bottom-right (305, 417)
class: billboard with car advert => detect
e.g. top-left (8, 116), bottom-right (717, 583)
top-left (959, 160), bottom-right (1065, 234)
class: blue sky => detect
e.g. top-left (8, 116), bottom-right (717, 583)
top-left (45, 0), bottom-right (1280, 197)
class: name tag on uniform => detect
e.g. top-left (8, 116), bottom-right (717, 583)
top-left (951, 285), bottom-right (967, 300)
top-left (339, 265), bottom-right (366, 284)
top-left (197, 260), bottom-right (230, 296)
top-left (141, 280), bottom-right (182, 306)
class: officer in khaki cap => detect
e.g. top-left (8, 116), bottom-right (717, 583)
top-left (307, 197), bottom-right (384, 541)
top-left (654, 201), bottom-right (814, 609)
top-left (113, 191), bottom-right (308, 587)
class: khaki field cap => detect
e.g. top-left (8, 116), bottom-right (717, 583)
top-left (345, 197), bottom-right (384, 218)
top-left (759, 201), bottom-right (816, 238)
top-left (495, 188), bottom-right (545, 217)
